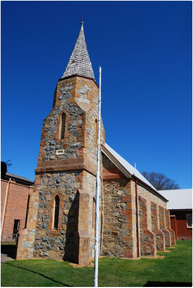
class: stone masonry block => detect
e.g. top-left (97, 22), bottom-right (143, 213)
top-left (79, 193), bottom-right (90, 202)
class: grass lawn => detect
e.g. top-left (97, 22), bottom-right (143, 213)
top-left (1, 240), bottom-right (192, 287)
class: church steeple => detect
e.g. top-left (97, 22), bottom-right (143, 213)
top-left (62, 21), bottom-right (95, 80)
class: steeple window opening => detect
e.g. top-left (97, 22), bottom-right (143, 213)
top-left (60, 113), bottom-right (66, 140)
top-left (53, 195), bottom-right (60, 230)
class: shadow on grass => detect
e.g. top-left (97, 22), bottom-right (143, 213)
top-left (144, 281), bottom-right (192, 287)
top-left (4, 262), bottom-right (72, 287)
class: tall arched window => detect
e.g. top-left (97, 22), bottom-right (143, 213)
top-left (60, 113), bottom-right (66, 139)
top-left (53, 195), bottom-right (60, 230)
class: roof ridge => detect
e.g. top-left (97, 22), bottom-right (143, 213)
top-left (5, 172), bottom-right (34, 183)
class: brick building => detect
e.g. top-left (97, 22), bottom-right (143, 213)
top-left (1, 164), bottom-right (34, 243)
top-left (159, 189), bottom-right (192, 241)
top-left (16, 22), bottom-right (175, 264)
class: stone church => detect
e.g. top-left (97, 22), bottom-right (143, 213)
top-left (16, 22), bottom-right (175, 265)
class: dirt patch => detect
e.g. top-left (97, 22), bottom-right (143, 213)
top-left (140, 255), bottom-right (165, 259)
top-left (69, 254), bottom-right (166, 267)
top-left (69, 262), bottom-right (94, 268)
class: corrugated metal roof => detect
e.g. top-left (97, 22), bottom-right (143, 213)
top-left (159, 189), bottom-right (192, 210)
top-left (102, 143), bottom-right (167, 202)
top-left (5, 172), bottom-right (34, 184)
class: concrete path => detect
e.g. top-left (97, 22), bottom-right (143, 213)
top-left (1, 245), bottom-right (16, 263)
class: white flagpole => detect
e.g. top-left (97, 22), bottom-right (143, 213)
top-left (94, 66), bottom-right (102, 287)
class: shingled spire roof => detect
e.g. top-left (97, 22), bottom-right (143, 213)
top-left (62, 22), bottom-right (95, 80)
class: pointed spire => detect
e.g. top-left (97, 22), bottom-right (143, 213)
top-left (62, 21), bottom-right (95, 80)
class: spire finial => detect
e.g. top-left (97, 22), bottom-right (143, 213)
top-left (81, 15), bottom-right (85, 31)
top-left (62, 15), bottom-right (95, 80)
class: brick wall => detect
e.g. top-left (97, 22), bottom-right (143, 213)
top-left (1, 179), bottom-right (33, 242)
top-left (170, 210), bottom-right (192, 240)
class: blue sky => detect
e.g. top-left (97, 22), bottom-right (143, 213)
top-left (1, 1), bottom-right (192, 189)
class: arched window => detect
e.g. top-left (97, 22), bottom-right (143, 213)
top-left (53, 195), bottom-right (60, 230)
top-left (60, 113), bottom-right (66, 139)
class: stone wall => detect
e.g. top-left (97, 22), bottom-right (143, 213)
top-left (16, 74), bottom-right (104, 265)
top-left (101, 154), bottom-right (137, 259)
top-left (38, 85), bottom-right (86, 163)
top-left (136, 184), bottom-right (173, 253)
top-left (137, 185), bottom-right (167, 231)
top-left (159, 205), bottom-right (171, 247)
top-left (138, 195), bottom-right (156, 257)
top-left (102, 178), bottom-right (134, 258)
top-left (17, 169), bottom-right (98, 264)
top-left (32, 170), bottom-right (81, 261)
top-left (151, 201), bottom-right (165, 251)
top-left (165, 209), bottom-right (176, 245)
top-left (101, 154), bottom-right (176, 259)
top-left (37, 76), bottom-right (104, 167)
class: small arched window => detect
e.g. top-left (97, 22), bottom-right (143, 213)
top-left (53, 195), bottom-right (60, 230)
top-left (60, 113), bottom-right (66, 139)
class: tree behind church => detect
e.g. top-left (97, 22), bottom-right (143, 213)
top-left (142, 172), bottom-right (180, 190)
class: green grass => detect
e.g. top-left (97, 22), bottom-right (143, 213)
top-left (1, 240), bottom-right (192, 287)
top-left (1, 243), bottom-right (17, 246)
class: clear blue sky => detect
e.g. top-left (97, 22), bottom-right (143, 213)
top-left (1, 1), bottom-right (192, 189)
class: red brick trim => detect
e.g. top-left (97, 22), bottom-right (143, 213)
top-left (103, 168), bottom-right (126, 180)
